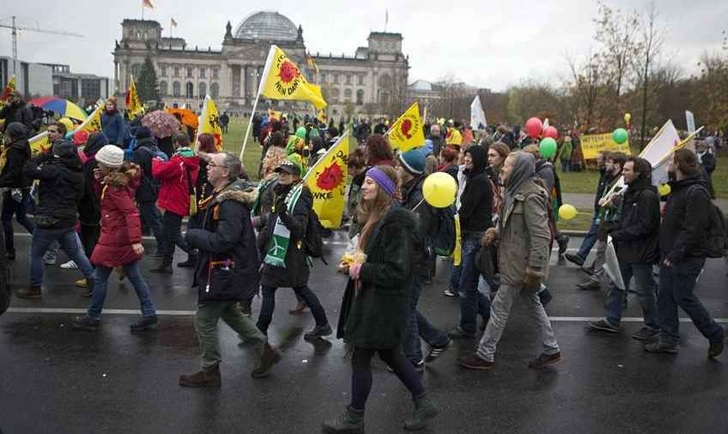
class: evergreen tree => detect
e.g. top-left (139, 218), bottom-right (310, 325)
top-left (137, 56), bottom-right (160, 102)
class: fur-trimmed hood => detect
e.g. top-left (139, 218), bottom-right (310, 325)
top-left (103, 163), bottom-right (141, 188)
top-left (215, 178), bottom-right (259, 206)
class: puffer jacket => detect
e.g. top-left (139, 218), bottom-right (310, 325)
top-left (23, 152), bottom-right (84, 230)
top-left (186, 179), bottom-right (261, 302)
top-left (152, 149), bottom-right (200, 216)
top-left (496, 179), bottom-right (552, 286)
top-left (609, 178), bottom-right (660, 264)
top-left (90, 165), bottom-right (143, 267)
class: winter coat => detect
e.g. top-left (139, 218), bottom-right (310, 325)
top-left (259, 185), bottom-right (313, 288)
top-left (90, 165), bottom-right (143, 267)
top-left (401, 175), bottom-right (436, 277)
top-left (609, 178), bottom-right (660, 264)
top-left (186, 179), bottom-right (261, 302)
top-left (0, 137), bottom-right (31, 188)
top-left (459, 146), bottom-right (492, 233)
top-left (152, 151), bottom-right (200, 216)
top-left (0, 102), bottom-right (34, 132)
top-left (131, 138), bottom-right (161, 203)
top-left (698, 152), bottom-right (716, 174)
top-left (594, 168), bottom-right (612, 211)
top-left (78, 134), bottom-right (108, 226)
top-left (23, 152), bottom-right (84, 230)
top-left (438, 162), bottom-right (459, 183)
top-left (101, 111), bottom-right (125, 145)
top-left (557, 139), bottom-right (573, 161)
top-left (659, 175), bottom-right (712, 264)
top-left (429, 135), bottom-right (444, 158)
top-left (337, 206), bottom-right (415, 349)
top-left (496, 180), bottom-right (551, 287)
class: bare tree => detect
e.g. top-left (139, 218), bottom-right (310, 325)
top-left (636, 1), bottom-right (666, 148)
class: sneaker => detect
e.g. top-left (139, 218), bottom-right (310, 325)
top-left (424, 340), bottom-right (452, 363)
top-left (632, 327), bottom-right (659, 341)
top-left (16, 285), bottom-right (42, 299)
top-left (75, 278), bottom-right (89, 288)
top-left (303, 323), bottom-right (333, 341)
top-left (443, 288), bottom-right (457, 297)
top-left (588, 319), bottom-right (620, 333)
top-left (43, 257), bottom-right (57, 266)
top-left (130, 316), bottom-right (158, 332)
top-left (72, 315), bottom-right (100, 331)
top-left (447, 328), bottom-right (476, 339)
top-left (458, 354), bottom-right (494, 370)
top-left (60, 260), bottom-right (78, 269)
top-left (644, 342), bottom-right (678, 354)
top-left (564, 252), bottom-right (585, 266)
top-left (708, 327), bottom-right (725, 359)
top-left (577, 280), bottom-right (601, 291)
top-left (528, 352), bottom-right (562, 369)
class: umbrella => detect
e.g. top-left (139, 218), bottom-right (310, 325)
top-left (141, 110), bottom-right (181, 138)
top-left (165, 108), bottom-right (199, 130)
top-left (29, 97), bottom-right (87, 121)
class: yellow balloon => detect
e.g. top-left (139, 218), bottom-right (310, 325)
top-left (658, 184), bottom-right (671, 196)
top-left (624, 113), bottom-right (631, 123)
top-left (422, 172), bottom-right (457, 208)
top-left (558, 204), bottom-right (577, 220)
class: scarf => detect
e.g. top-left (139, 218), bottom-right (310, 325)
top-left (263, 183), bottom-right (303, 267)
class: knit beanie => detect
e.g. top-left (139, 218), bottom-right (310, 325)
top-left (135, 126), bottom-right (152, 140)
top-left (95, 145), bottom-right (125, 168)
top-left (398, 148), bottom-right (426, 175)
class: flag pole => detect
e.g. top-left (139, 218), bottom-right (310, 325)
top-left (240, 93), bottom-right (261, 161)
top-left (240, 45), bottom-right (276, 161)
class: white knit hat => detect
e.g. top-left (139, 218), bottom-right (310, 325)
top-left (95, 145), bottom-right (124, 168)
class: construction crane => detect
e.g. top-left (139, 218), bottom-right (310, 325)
top-left (0, 16), bottom-right (82, 77)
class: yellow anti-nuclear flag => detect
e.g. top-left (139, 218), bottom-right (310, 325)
top-left (198, 95), bottom-right (223, 151)
top-left (268, 108), bottom-right (282, 121)
top-left (76, 105), bottom-right (103, 133)
top-left (317, 109), bottom-right (327, 124)
top-left (28, 131), bottom-right (51, 156)
top-left (303, 132), bottom-right (350, 228)
top-left (259, 45), bottom-right (327, 110)
top-left (387, 101), bottom-right (425, 152)
top-left (125, 77), bottom-right (144, 119)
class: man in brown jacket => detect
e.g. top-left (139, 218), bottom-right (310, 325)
top-left (458, 151), bottom-right (561, 370)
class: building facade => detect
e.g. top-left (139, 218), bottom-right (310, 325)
top-left (113, 11), bottom-right (409, 118)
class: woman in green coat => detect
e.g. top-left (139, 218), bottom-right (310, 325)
top-left (324, 165), bottom-right (438, 433)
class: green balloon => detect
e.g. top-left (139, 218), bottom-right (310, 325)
top-left (613, 128), bottom-right (629, 144)
top-left (539, 137), bottom-right (557, 159)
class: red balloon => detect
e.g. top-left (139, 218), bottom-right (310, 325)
top-left (525, 117), bottom-right (543, 138)
top-left (543, 126), bottom-right (558, 139)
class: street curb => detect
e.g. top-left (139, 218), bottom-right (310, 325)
top-left (562, 230), bottom-right (588, 237)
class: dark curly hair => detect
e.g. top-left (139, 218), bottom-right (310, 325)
top-left (365, 134), bottom-right (393, 166)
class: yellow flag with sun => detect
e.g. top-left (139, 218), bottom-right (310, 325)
top-left (259, 45), bottom-right (327, 110)
top-left (125, 77), bottom-right (144, 119)
top-left (198, 95), bottom-right (223, 151)
top-left (387, 102), bottom-right (425, 152)
top-left (76, 105), bottom-right (103, 133)
top-left (303, 132), bottom-right (350, 228)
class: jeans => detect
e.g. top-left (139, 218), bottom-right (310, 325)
top-left (476, 284), bottom-right (559, 362)
top-left (161, 211), bottom-right (190, 262)
top-left (458, 233), bottom-right (491, 335)
top-left (350, 346), bottom-right (426, 411)
top-left (30, 227), bottom-right (94, 286)
top-left (139, 201), bottom-right (164, 249)
top-left (657, 257), bottom-right (723, 347)
top-left (403, 275), bottom-right (450, 364)
top-left (561, 160), bottom-right (571, 172)
top-left (1, 189), bottom-right (35, 253)
top-left (576, 215), bottom-right (599, 261)
top-left (448, 263), bottom-right (461, 292)
top-left (196, 301), bottom-right (267, 370)
top-left (604, 262), bottom-right (658, 329)
top-left (257, 285), bottom-right (328, 334)
top-left (87, 262), bottom-right (156, 319)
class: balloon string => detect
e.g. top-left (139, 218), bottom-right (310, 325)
top-left (411, 198), bottom-right (426, 212)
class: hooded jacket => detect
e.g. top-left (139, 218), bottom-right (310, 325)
top-left (459, 145), bottom-right (492, 233)
top-left (400, 174), bottom-right (436, 277)
top-left (609, 177), bottom-right (660, 264)
top-left (186, 179), bottom-right (261, 302)
top-left (152, 148), bottom-right (200, 216)
top-left (659, 174), bottom-right (712, 263)
top-left (78, 133), bottom-right (108, 225)
top-left (0, 101), bottom-right (34, 132)
top-left (90, 164), bottom-right (143, 267)
top-left (0, 135), bottom-right (31, 189)
top-left (132, 137), bottom-right (161, 203)
top-left (23, 149), bottom-right (84, 229)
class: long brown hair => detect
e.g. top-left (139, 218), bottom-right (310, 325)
top-left (356, 165), bottom-right (397, 250)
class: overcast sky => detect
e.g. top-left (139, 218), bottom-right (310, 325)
top-left (1, 0), bottom-right (726, 92)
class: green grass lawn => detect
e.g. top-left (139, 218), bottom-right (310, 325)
top-left (222, 117), bottom-right (261, 179)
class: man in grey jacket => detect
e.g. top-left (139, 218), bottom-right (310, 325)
top-left (458, 151), bottom-right (561, 370)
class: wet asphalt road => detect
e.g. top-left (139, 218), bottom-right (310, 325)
top-left (1, 232), bottom-right (727, 434)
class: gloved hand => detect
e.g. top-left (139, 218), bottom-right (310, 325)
top-left (482, 227), bottom-right (498, 247)
top-left (523, 267), bottom-right (545, 291)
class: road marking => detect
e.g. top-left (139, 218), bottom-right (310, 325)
top-left (5, 307), bottom-right (727, 323)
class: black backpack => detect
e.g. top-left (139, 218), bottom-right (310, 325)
top-left (304, 209), bottom-right (325, 260)
top-left (689, 185), bottom-right (728, 258)
top-left (433, 204), bottom-right (457, 256)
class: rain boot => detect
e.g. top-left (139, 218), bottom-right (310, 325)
top-left (322, 406), bottom-right (365, 434)
top-left (403, 395), bottom-right (439, 431)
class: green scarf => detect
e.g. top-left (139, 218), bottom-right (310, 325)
top-left (263, 184), bottom-right (303, 267)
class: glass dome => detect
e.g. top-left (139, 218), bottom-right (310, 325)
top-left (235, 11), bottom-right (298, 41)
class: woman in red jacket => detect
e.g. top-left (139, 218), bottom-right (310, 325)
top-left (72, 145), bottom-right (157, 332)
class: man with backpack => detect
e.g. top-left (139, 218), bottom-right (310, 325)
top-left (397, 149), bottom-right (452, 369)
top-left (131, 126), bottom-right (165, 256)
top-left (645, 148), bottom-right (725, 358)
top-left (255, 159), bottom-right (332, 341)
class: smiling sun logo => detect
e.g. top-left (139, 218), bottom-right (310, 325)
top-left (275, 60), bottom-right (302, 96)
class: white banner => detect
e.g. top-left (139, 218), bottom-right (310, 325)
top-left (470, 95), bottom-right (487, 130)
top-left (685, 110), bottom-right (696, 134)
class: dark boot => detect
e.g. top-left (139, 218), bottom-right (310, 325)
top-left (404, 395), bottom-right (439, 431)
top-left (303, 323), bottom-right (333, 341)
top-left (322, 406), bottom-right (365, 434)
top-left (72, 315), bottom-right (100, 331)
top-left (150, 259), bottom-right (173, 274)
top-left (176, 253), bottom-right (197, 268)
top-left (179, 365), bottom-right (221, 388)
top-left (16, 285), bottom-right (42, 299)
top-left (557, 234), bottom-right (569, 255)
top-left (288, 300), bottom-right (308, 315)
top-left (130, 315), bottom-right (158, 332)
top-left (251, 343), bottom-right (282, 378)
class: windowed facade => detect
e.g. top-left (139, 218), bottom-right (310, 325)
top-left (198, 82), bottom-right (207, 99)
top-left (173, 81), bottom-right (181, 97)
top-left (210, 82), bottom-right (219, 99)
top-left (345, 74), bottom-right (352, 85)
top-left (356, 89), bottom-right (364, 105)
top-left (186, 82), bottom-right (194, 98)
top-left (199, 67), bottom-right (206, 78)
top-left (344, 88), bottom-right (352, 102)
top-left (160, 80), bottom-right (168, 96)
top-left (212, 68), bottom-right (219, 79)
top-left (358, 74), bottom-right (364, 85)
top-left (161, 66), bottom-right (167, 76)
top-left (186, 67), bottom-right (193, 78)
top-left (173, 66), bottom-right (180, 77)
